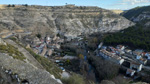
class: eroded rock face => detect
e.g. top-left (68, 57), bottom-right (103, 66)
top-left (0, 5), bottom-right (134, 38)
top-left (122, 6), bottom-right (150, 28)
top-left (0, 67), bottom-right (18, 84)
top-left (130, 12), bottom-right (150, 27)
top-left (0, 53), bottom-right (61, 84)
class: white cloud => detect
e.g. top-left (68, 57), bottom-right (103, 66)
top-left (122, 0), bottom-right (150, 5)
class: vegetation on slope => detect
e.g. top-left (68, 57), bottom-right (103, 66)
top-left (0, 44), bottom-right (26, 61)
top-left (88, 55), bottom-right (119, 81)
top-left (61, 74), bottom-right (85, 84)
top-left (122, 5), bottom-right (150, 19)
top-left (103, 24), bottom-right (150, 51)
top-left (24, 48), bottom-right (62, 79)
top-left (10, 37), bottom-right (62, 78)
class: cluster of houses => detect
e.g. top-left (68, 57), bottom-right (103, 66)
top-left (97, 44), bottom-right (150, 77)
top-left (26, 35), bottom-right (79, 72)
top-left (99, 49), bottom-right (124, 65)
top-left (29, 35), bottom-right (64, 57)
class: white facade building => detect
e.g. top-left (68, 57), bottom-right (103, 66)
top-left (99, 49), bottom-right (124, 65)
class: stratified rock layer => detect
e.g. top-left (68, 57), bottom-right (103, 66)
top-left (0, 5), bottom-right (134, 38)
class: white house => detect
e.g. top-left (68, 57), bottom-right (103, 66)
top-left (125, 49), bottom-right (132, 54)
top-left (47, 49), bottom-right (53, 56)
top-left (133, 49), bottom-right (143, 56)
top-left (116, 50), bottom-right (125, 55)
top-left (139, 58), bottom-right (147, 65)
top-left (116, 45), bottom-right (125, 50)
top-left (126, 69), bottom-right (135, 76)
top-left (55, 60), bottom-right (61, 63)
top-left (136, 55), bottom-right (142, 60)
top-left (63, 55), bottom-right (78, 60)
top-left (101, 46), bottom-right (107, 50)
top-left (99, 49), bottom-right (124, 65)
top-left (98, 42), bottom-right (103, 49)
top-left (145, 52), bottom-right (150, 59)
top-left (130, 62), bottom-right (142, 72)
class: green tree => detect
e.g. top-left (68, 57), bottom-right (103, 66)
top-left (36, 33), bottom-right (41, 39)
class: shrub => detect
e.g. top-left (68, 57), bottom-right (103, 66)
top-left (36, 33), bottom-right (41, 39)
top-left (25, 48), bottom-right (62, 78)
top-left (61, 74), bottom-right (85, 84)
top-left (88, 55), bottom-right (119, 81)
top-left (12, 4), bottom-right (15, 7)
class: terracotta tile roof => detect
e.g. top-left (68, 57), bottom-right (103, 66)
top-left (140, 58), bottom-right (147, 62)
top-left (127, 69), bottom-right (135, 73)
top-left (100, 49), bottom-right (122, 60)
top-left (131, 61), bottom-right (141, 66)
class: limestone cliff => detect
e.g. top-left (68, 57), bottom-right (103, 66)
top-left (0, 38), bottom-right (62, 84)
top-left (0, 5), bottom-right (134, 37)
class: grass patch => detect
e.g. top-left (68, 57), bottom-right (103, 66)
top-left (25, 48), bottom-right (62, 78)
top-left (61, 74), bottom-right (85, 84)
top-left (0, 44), bottom-right (26, 61)
top-left (10, 38), bottom-right (62, 78)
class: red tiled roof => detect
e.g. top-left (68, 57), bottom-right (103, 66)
top-left (100, 49), bottom-right (122, 60)
top-left (131, 62), bottom-right (141, 66)
top-left (127, 69), bottom-right (135, 73)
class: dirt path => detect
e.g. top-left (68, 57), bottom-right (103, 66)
top-left (5, 39), bottom-right (44, 69)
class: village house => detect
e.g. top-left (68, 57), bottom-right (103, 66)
top-left (133, 49), bottom-right (143, 56)
top-left (108, 46), bottom-right (125, 55)
top-left (55, 44), bottom-right (61, 49)
top-left (109, 46), bottom-right (116, 51)
top-left (33, 48), bottom-right (39, 54)
top-left (145, 52), bottom-right (150, 59)
top-left (55, 60), bottom-right (61, 63)
top-left (99, 49), bottom-right (124, 65)
top-left (116, 50), bottom-right (125, 55)
top-left (53, 35), bottom-right (57, 41)
top-left (46, 36), bottom-right (51, 44)
top-left (125, 49), bottom-right (132, 54)
top-left (116, 45), bottom-right (125, 50)
top-left (101, 46), bottom-right (107, 50)
top-left (111, 51), bottom-right (116, 55)
top-left (130, 62), bottom-right (142, 72)
top-left (139, 58), bottom-right (147, 65)
top-left (141, 52), bottom-right (146, 57)
top-left (136, 55), bottom-right (142, 60)
top-left (63, 55), bottom-right (78, 60)
top-left (98, 42), bottom-right (103, 49)
top-left (54, 57), bottom-right (63, 60)
top-left (26, 44), bottom-right (31, 49)
top-left (33, 37), bottom-right (41, 45)
top-left (126, 69), bottom-right (136, 77)
top-left (40, 45), bottom-right (47, 56)
top-left (47, 49), bottom-right (53, 56)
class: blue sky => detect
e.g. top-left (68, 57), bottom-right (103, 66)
top-left (0, 0), bottom-right (150, 10)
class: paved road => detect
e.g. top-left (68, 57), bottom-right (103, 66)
top-left (5, 39), bottom-right (44, 69)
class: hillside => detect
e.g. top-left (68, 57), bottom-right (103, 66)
top-left (0, 4), bottom-right (134, 38)
top-left (0, 38), bottom-right (62, 84)
top-left (103, 25), bottom-right (150, 51)
top-left (110, 10), bottom-right (123, 14)
top-left (122, 5), bottom-right (150, 28)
